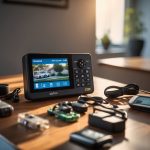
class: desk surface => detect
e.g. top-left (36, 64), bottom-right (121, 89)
top-left (0, 74), bottom-right (150, 150)
top-left (98, 57), bottom-right (150, 72)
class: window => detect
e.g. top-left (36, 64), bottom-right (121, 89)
top-left (96, 0), bottom-right (125, 50)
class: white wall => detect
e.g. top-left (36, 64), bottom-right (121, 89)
top-left (0, 0), bottom-right (96, 75)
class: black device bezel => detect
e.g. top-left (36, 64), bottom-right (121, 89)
top-left (27, 54), bottom-right (74, 93)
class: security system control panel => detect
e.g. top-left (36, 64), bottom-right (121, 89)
top-left (22, 53), bottom-right (94, 100)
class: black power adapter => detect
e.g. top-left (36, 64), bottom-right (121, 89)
top-left (89, 105), bottom-right (127, 132)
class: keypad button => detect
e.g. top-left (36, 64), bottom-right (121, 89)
top-left (86, 78), bottom-right (90, 82)
top-left (86, 82), bottom-right (91, 86)
top-left (76, 83), bottom-right (81, 87)
top-left (74, 69), bottom-right (79, 74)
top-left (75, 74), bottom-right (79, 78)
top-left (86, 74), bottom-right (90, 78)
top-left (81, 74), bottom-right (85, 78)
top-left (81, 79), bottom-right (85, 82)
top-left (81, 83), bottom-right (85, 87)
top-left (75, 78), bottom-right (80, 82)
top-left (85, 69), bottom-right (89, 73)
top-left (80, 69), bottom-right (84, 73)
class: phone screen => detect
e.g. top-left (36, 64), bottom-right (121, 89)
top-left (134, 96), bottom-right (150, 106)
top-left (81, 129), bottom-right (104, 140)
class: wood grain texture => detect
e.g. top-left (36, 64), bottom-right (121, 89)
top-left (98, 57), bottom-right (150, 72)
top-left (0, 74), bottom-right (150, 150)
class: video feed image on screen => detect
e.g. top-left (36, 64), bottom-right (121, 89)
top-left (32, 58), bottom-right (70, 90)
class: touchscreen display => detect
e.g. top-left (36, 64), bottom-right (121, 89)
top-left (32, 58), bottom-right (70, 90)
top-left (134, 96), bottom-right (150, 106)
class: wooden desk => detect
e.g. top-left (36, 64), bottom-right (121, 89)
top-left (98, 57), bottom-right (150, 91)
top-left (0, 74), bottom-right (150, 150)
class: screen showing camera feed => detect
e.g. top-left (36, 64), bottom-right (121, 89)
top-left (134, 96), bottom-right (150, 106)
top-left (32, 58), bottom-right (70, 90)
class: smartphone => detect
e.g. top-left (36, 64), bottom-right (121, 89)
top-left (129, 95), bottom-right (150, 112)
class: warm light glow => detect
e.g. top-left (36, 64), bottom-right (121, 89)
top-left (0, 74), bottom-right (23, 92)
top-left (0, 74), bottom-right (23, 84)
top-left (96, 0), bottom-right (125, 44)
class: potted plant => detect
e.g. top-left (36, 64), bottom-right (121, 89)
top-left (124, 8), bottom-right (145, 56)
top-left (101, 33), bottom-right (111, 51)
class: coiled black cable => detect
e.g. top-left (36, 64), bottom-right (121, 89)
top-left (104, 84), bottom-right (139, 98)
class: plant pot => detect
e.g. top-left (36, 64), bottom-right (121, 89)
top-left (101, 42), bottom-right (111, 51)
top-left (101, 34), bottom-right (111, 51)
top-left (128, 39), bottom-right (144, 56)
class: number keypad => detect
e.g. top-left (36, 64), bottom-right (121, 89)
top-left (74, 69), bottom-right (91, 87)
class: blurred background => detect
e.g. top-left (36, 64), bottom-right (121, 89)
top-left (0, 0), bottom-right (149, 79)
top-left (96, 0), bottom-right (149, 57)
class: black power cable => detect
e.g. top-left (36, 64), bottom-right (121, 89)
top-left (78, 95), bottom-right (118, 109)
top-left (104, 84), bottom-right (139, 98)
top-left (0, 84), bottom-right (21, 103)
